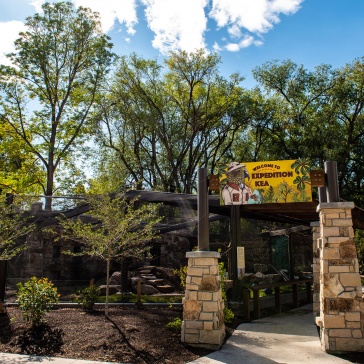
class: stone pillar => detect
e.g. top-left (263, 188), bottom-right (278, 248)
top-left (311, 221), bottom-right (320, 318)
top-left (181, 251), bottom-right (225, 350)
top-left (316, 202), bottom-right (364, 352)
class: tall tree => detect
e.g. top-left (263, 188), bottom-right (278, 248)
top-left (96, 50), bottom-right (244, 193)
top-left (0, 2), bottom-right (114, 209)
top-left (252, 58), bottom-right (364, 207)
top-left (327, 58), bottom-right (364, 204)
top-left (252, 60), bottom-right (336, 163)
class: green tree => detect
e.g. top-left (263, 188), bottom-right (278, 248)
top-left (252, 59), bottom-right (336, 163)
top-left (95, 50), bottom-right (244, 193)
top-left (0, 194), bottom-right (35, 260)
top-left (229, 88), bottom-right (278, 162)
top-left (56, 193), bottom-right (161, 316)
top-left (326, 58), bottom-right (364, 205)
top-left (0, 2), bottom-right (114, 209)
top-left (252, 58), bottom-right (364, 207)
top-left (0, 123), bottom-right (43, 194)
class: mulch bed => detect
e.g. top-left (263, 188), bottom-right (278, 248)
top-left (0, 306), bottom-right (224, 363)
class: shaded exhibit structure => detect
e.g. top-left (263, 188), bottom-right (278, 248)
top-left (179, 162), bottom-right (364, 353)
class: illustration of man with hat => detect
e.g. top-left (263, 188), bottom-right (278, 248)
top-left (222, 162), bottom-right (257, 205)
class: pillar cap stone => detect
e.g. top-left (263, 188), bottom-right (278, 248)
top-left (317, 202), bottom-right (355, 212)
top-left (186, 251), bottom-right (221, 259)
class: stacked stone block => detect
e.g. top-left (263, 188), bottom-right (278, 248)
top-left (181, 251), bottom-right (225, 350)
top-left (316, 202), bottom-right (364, 352)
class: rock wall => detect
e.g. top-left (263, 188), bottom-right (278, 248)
top-left (316, 202), bottom-right (364, 352)
top-left (181, 251), bottom-right (225, 350)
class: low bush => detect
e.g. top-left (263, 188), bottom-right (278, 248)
top-left (76, 285), bottom-right (101, 310)
top-left (16, 277), bottom-right (59, 326)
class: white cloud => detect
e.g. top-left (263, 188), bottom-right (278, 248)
top-left (210, 0), bottom-right (303, 50)
top-left (28, 0), bottom-right (45, 13)
top-left (210, 0), bottom-right (302, 34)
top-left (142, 0), bottom-right (209, 54)
top-left (0, 21), bottom-right (26, 66)
top-left (225, 43), bottom-right (240, 52)
top-left (212, 42), bottom-right (222, 52)
top-left (72, 0), bottom-right (138, 34)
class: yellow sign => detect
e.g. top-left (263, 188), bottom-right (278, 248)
top-left (220, 159), bottom-right (312, 205)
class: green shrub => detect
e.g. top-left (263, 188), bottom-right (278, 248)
top-left (224, 306), bottom-right (235, 323)
top-left (76, 285), bottom-right (101, 310)
top-left (16, 277), bottom-right (59, 326)
top-left (166, 316), bottom-right (182, 331)
top-left (174, 265), bottom-right (188, 289)
top-left (218, 262), bottom-right (235, 323)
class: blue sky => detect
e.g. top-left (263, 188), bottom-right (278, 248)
top-left (0, 0), bottom-right (363, 88)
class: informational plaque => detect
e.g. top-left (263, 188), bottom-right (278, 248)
top-left (237, 247), bottom-right (245, 279)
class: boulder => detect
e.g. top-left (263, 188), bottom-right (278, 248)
top-left (141, 284), bottom-right (159, 295)
top-left (131, 277), bottom-right (141, 286)
top-left (99, 285), bottom-right (121, 295)
top-left (109, 271), bottom-right (122, 285)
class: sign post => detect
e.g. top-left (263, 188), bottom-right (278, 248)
top-left (230, 205), bottom-right (241, 301)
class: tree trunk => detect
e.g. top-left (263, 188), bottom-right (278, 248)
top-left (105, 257), bottom-right (110, 317)
top-left (45, 165), bottom-right (54, 210)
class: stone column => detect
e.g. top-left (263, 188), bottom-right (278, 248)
top-left (311, 221), bottom-right (320, 318)
top-left (181, 251), bottom-right (225, 350)
top-left (316, 202), bottom-right (364, 352)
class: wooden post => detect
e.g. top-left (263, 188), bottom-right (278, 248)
top-left (230, 205), bottom-right (241, 301)
top-left (136, 279), bottom-right (142, 309)
top-left (292, 283), bottom-right (298, 308)
top-left (198, 168), bottom-right (209, 251)
top-left (0, 260), bottom-right (7, 302)
top-left (253, 289), bottom-right (260, 319)
top-left (242, 288), bottom-right (250, 320)
top-left (306, 281), bottom-right (312, 303)
top-left (274, 286), bottom-right (281, 314)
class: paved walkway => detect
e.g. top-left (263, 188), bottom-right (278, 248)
top-left (1, 304), bottom-right (361, 364)
top-left (187, 305), bottom-right (357, 364)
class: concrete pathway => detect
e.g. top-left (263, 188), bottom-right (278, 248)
top-left (187, 305), bottom-right (357, 364)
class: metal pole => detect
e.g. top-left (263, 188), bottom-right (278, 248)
top-left (288, 234), bottom-right (294, 280)
top-left (318, 186), bottom-right (327, 204)
top-left (198, 168), bottom-right (209, 251)
top-left (325, 161), bottom-right (340, 202)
